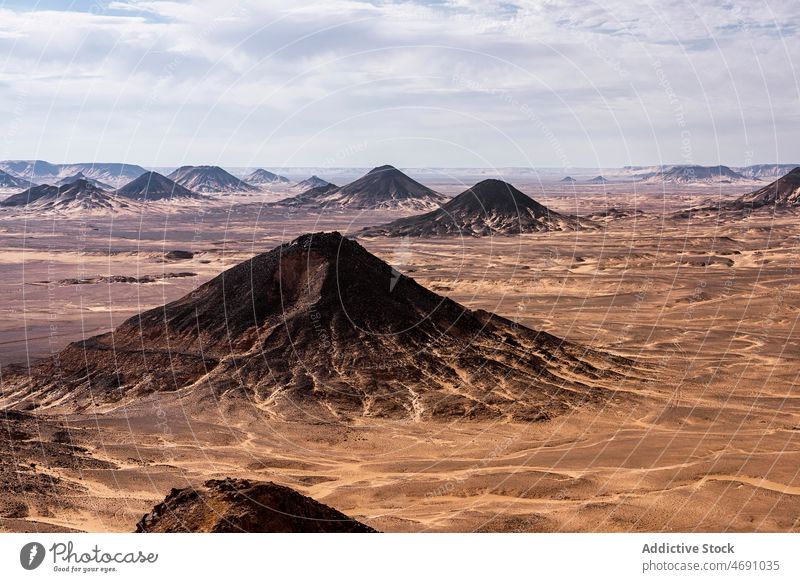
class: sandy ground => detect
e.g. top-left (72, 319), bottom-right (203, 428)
top-left (1, 180), bottom-right (799, 532)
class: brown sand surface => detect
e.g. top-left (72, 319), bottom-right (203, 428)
top-left (1, 181), bottom-right (798, 532)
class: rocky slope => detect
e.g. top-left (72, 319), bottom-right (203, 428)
top-left (730, 167), bottom-right (800, 209)
top-left (0, 232), bottom-right (632, 422)
top-left (135, 478), bottom-right (376, 533)
top-left (359, 179), bottom-right (582, 237)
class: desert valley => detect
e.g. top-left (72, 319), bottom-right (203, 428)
top-left (0, 161), bottom-right (798, 533)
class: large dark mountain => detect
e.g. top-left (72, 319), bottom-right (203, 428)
top-left (115, 172), bottom-right (200, 201)
top-left (276, 165), bottom-right (446, 210)
top-left (0, 180), bottom-right (134, 212)
top-left (1, 232), bottom-right (630, 422)
top-left (136, 478), bottom-right (376, 533)
top-left (0, 169), bottom-right (30, 190)
top-left (168, 165), bottom-right (258, 193)
top-left (360, 179), bottom-right (582, 237)
top-left (244, 168), bottom-right (291, 185)
top-left (731, 167), bottom-right (800, 209)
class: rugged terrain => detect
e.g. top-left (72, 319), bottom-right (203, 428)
top-left (0, 232), bottom-right (632, 422)
top-left (0, 176), bottom-right (797, 533)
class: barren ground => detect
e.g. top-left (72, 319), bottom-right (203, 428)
top-left (1, 181), bottom-right (798, 532)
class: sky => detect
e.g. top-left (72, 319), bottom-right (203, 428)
top-left (0, 0), bottom-right (797, 168)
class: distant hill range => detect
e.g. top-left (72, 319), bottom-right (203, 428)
top-left (136, 478), bottom-right (376, 533)
top-left (360, 179), bottom-right (582, 237)
top-left (0, 169), bottom-right (31, 190)
top-left (167, 165), bottom-right (258, 193)
top-left (1, 232), bottom-right (632, 422)
top-left (734, 164), bottom-right (800, 180)
top-left (640, 165), bottom-right (749, 184)
top-left (0, 160), bottom-right (146, 187)
top-left (243, 168), bottom-right (291, 185)
top-left (729, 167), bottom-right (800, 209)
top-left (0, 160), bottom-right (60, 179)
top-left (0, 179), bottom-right (139, 213)
top-left (276, 165), bottom-right (447, 210)
top-left (115, 172), bottom-right (201, 201)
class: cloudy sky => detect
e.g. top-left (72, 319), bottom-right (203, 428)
top-left (0, 0), bottom-right (796, 168)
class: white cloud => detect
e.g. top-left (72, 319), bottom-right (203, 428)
top-left (0, 0), bottom-right (796, 166)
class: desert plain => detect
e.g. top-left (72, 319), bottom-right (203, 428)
top-left (1, 179), bottom-right (798, 533)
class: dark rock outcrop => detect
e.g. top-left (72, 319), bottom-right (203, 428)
top-left (135, 478), bottom-right (376, 533)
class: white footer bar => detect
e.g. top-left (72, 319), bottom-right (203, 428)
top-left (1, 533), bottom-right (796, 581)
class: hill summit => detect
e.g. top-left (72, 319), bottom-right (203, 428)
top-left (360, 179), bottom-right (581, 236)
top-left (277, 165), bottom-right (446, 210)
top-left (115, 172), bottom-right (199, 201)
top-left (2, 232), bottom-right (630, 422)
top-left (1, 179), bottom-right (134, 212)
top-left (168, 165), bottom-right (258, 193)
top-left (244, 168), bottom-right (290, 185)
